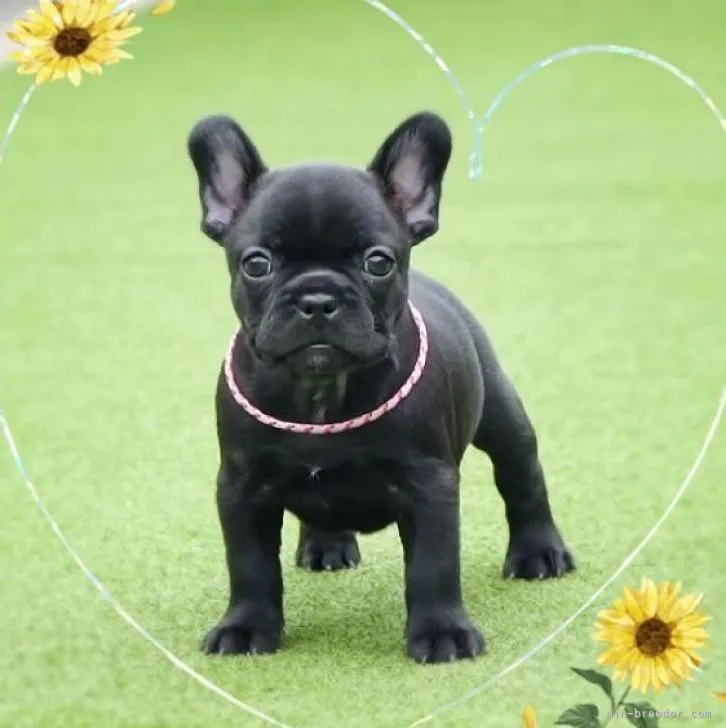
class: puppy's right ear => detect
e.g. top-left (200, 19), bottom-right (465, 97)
top-left (187, 115), bottom-right (267, 244)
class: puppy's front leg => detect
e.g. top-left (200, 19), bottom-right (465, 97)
top-left (203, 461), bottom-right (284, 656)
top-left (398, 464), bottom-right (485, 664)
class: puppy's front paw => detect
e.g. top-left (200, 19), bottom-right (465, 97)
top-left (406, 608), bottom-right (486, 664)
top-left (202, 603), bottom-right (283, 656)
top-left (295, 529), bottom-right (361, 571)
top-left (503, 523), bottom-right (575, 580)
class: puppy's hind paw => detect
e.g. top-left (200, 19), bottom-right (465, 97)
top-left (295, 529), bottom-right (361, 571)
top-left (503, 524), bottom-right (575, 580)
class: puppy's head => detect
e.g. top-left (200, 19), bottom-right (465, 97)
top-left (188, 112), bottom-right (452, 378)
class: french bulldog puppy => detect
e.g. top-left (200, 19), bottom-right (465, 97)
top-left (187, 111), bottom-right (575, 664)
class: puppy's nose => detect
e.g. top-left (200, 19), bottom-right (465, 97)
top-left (295, 292), bottom-right (339, 321)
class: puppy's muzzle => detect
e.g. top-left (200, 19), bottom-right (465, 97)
top-left (253, 278), bottom-right (389, 375)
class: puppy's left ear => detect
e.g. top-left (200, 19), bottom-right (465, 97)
top-left (188, 115), bottom-right (267, 244)
top-left (368, 112), bottom-right (452, 245)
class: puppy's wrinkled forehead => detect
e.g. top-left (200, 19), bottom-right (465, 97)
top-left (240, 164), bottom-right (398, 256)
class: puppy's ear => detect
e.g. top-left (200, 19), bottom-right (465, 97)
top-left (187, 115), bottom-right (267, 244)
top-left (368, 112), bottom-right (452, 245)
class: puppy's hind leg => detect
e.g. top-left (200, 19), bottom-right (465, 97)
top-left (472, 368), bottom-right (575, 580)
top-left (295, 522), bottom-right (361, 572)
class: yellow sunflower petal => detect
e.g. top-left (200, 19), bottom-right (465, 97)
top-left (665, 649), bottom-right (695, 680)
top-left (39, 0), bottom-right (64, 28)
top-left (20, 23), bottom-right (55, 40)
top-left (74, 0), bottom-right (94, 25)
top-left (105, 47), bottom-right (133, 61)
top-left (671, 632), bottom-right (708, 650)
top-left (633, 659), bottom-right (652, 693)
top-left (92, 8), bottom-right (136, 34)
top-left (26, 46), bottom-right (59, 64)
top-left (7, 21), bottom-right (52, 43)
top-left (17, 62), bottom-right (42, 75)
top-left (650, 663), bottom-right (663, 693)
top-left (680, 593), bottom-right (704, 616)
top-left (78, 53), bottom-right (103, 75)
top-left (623, 586), bottom-right (646, 623)
top-left (654, 656), bottom-right (673, 688)
top-left (91, 0), bottom-right (119, 20)
top-left (711, 692), bottom-right (726, 702)
top-left (641, 579), bottom-right (659, 619)
top-left (151, 0), bottom-right (175, 15)
top-left (598, 645), bottom-right (631, 667)
top-left (657, 582), bottom-right (678, 617)
top-left (605, 633), bottom-right (635, 647)
top-left (672, 612), bottom-right (711, 632)
top-left (614, 646), bottom-right (641, 671)
top-left (24, 9), bottom-right (58, 33)
top-left (594, 627), bottom-right (634, 643)
top-left (6, 27), bottom-right (46, 47)
top-left (664, 592), bottom-right (703, 623)
top-left (6, 27), bottom-right (28, 45)
top-left (89, 16), bottom-right (118, 34)
top-left (102, 26), bottom-right (143, 41)
top-left (35, 60), bottom-right (57, 85)
top-left (117, 9), bottom-right (137, 28)
top-left (82, 46), bottom-right (105, 63)
top-left (522, 706), bottom-right (538, 728)
top-left (51, 56), bottom-right (70, 80)
top-left (8, 49), bottom-right (31, 62)
top-left (66, 57), bottom-right (82, 85)
top-left (61, 0), bottom-right (79, 25)
top-left (597, 652), bottom-right (616, 668)
top-left (676, 627), bottom-right (708, 641)
top-left (597, 609), bottom-right (635, 627)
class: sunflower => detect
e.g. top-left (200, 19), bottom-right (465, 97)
top-left (594, 578), bottom-right (709, 693)
top-left (6, 0), bottom-right (143, 87)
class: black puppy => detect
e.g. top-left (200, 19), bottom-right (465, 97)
top-left (188, 111), bottom-right (574, 664)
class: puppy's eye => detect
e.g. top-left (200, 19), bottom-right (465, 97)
top-left (364, 251), bottom-right (396, 278)
top-left (241, 252), bottom-right (272, 279)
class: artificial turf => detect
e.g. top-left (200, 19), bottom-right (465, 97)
top-left (1, 1), bottom-right (725, 726)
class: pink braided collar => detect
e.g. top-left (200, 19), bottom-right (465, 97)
top-left (223, 301), bottom-right (428, 435)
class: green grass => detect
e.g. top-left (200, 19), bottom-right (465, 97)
top-left (1, 0), bottom-right (726, 726)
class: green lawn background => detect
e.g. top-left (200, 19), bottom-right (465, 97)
top-left (1, 1), bottom-right (725, 726)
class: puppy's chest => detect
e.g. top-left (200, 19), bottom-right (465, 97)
top-left (257, 460), bottom-right (405, 534)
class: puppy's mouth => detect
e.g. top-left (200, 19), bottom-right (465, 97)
top-left (257, 340), bottom-right (388, 377)
top-left (284, 344), bottom-right (354, 376)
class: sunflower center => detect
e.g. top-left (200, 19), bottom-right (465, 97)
top-left (635, 617), bottom-right (672, 656)
top-left (53, 27), bottom-right (92, 57)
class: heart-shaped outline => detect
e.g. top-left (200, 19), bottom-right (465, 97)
top-left (2, 1), bottom-right (726, 726)
top-left (363, 0), bottom-right (726, 180)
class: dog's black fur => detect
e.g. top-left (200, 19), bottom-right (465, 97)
top-left (188, 111), bottom-right (575, 664)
